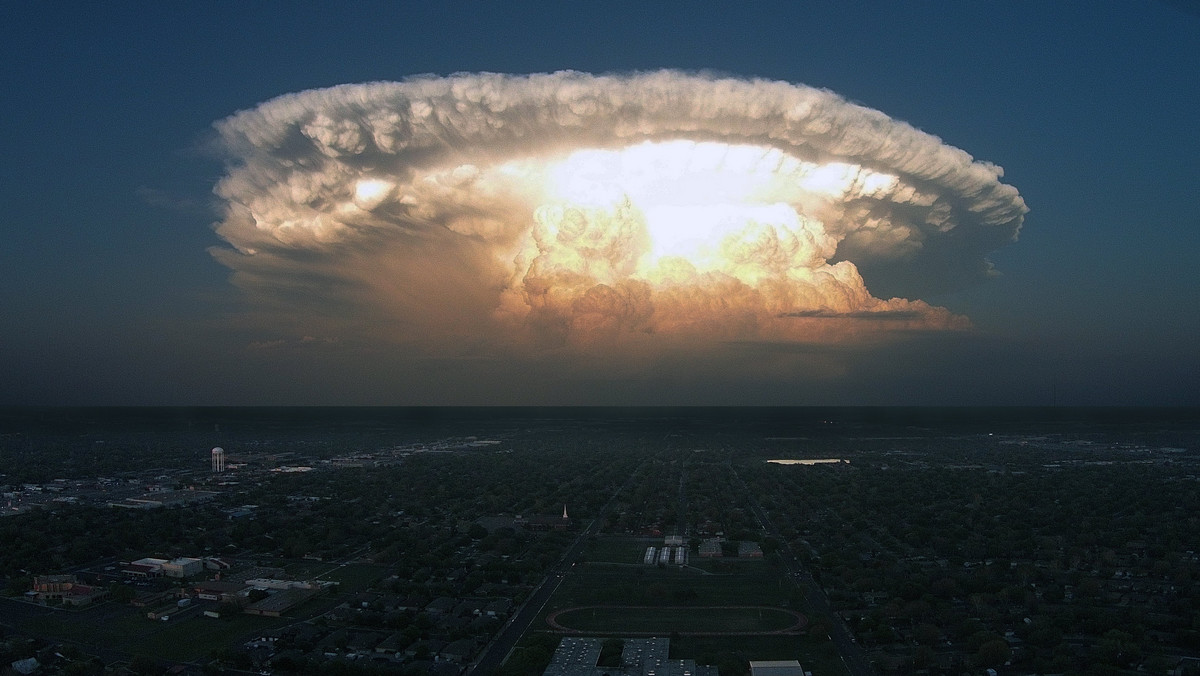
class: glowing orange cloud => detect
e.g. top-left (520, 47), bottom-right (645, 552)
top-left (209, 71), bottom-right (1025, 355)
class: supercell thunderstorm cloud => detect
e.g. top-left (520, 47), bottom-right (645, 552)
top-left (210, 71), bottom-right (1026, 370)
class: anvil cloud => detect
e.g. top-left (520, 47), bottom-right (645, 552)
top-left (210, 71), bottom-right (1026, 358)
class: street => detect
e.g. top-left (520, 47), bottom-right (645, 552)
top-left (732, 465), bottom-right (876, 676)
top-left (467, 462), bottom-right (640, 676)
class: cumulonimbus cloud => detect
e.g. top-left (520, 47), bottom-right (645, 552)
top-left (209, 70), bottom-right (1026, 354)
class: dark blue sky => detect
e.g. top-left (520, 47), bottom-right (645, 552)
top-left (2, 2), bottom-right (1197, 406)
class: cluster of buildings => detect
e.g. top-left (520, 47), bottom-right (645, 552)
top-left (639, 536), bottom-right (767, 564)
top-left (7, 436), bottom-right (509, 519)
top-left (19, 553), bottom-right (329, 622)
top-left (25, 575), bottom-right (108, 607)
top-left (642, 536), bottom-right (690, 566)
top-left (517, 505), bottom-right (573, 532)
top-left (467, 507), bottom-right (574, 535)
top-left (643, 545), bottom-right (688, 566)
top-left (1, 478), bottom-right (218, 514)
top-left (543, 637), bottom-right (716, 676)
top-left (542, 638), bottom-right (807, 676)
top-left (121, 556), bottom-right (213, 578)
top-left (218, 591), bottom-right (517, 674)
top-left (697, 539), bottom-right (762, 558)
top-left (248, 623), bottom-right (472, 675)
top-left (133, 575), bottom-right (327, 621)
top-left (107, 488), bottom-right (219, 510)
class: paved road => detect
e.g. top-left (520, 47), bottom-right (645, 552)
top-left (731, 465), bottom-right (875, 676)
top-left (467, 465), bottom-right (641, 676)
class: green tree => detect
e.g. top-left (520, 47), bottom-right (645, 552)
top-left (976, 639), bottom-right (1011, 668)
top-left (109, 582), bottom-right (136, 603)
top-left (5, 575), bottom-right (31, 596)
top-left (1096, 629), bottom-right (1140, 668)
top-left (130, 656), bottom-right (160, 676)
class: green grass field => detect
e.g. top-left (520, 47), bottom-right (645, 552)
top-left (551, 605), bottom-right (802, 633)
top-left (548, 560), bottom-right (787, 612)
top-left (514, 535), bottom-right (849, 674)
top-left (586, 536), bottom-right (657, 564)
top-left (312, 562), bottom-right (387, 593)
top-left (129, 614), bottom-right (287, 660)
top-left (671, 634), bottom-right (851, 676)
top-left (19, 607), bottom-right (285, 661)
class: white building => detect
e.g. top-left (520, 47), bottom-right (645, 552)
top-left (244, 578), bottom-right (321, 591)
top-left (161, 557), bottom-right (204, 578)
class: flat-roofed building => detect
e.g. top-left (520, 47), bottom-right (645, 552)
top-left (193, 580), bottom-right (248, 602)
top-left (245, 578), bottom-right (318, 591)
top-left (542, 637), bottom-right (717, 676)
top-left (738, 541), bottom-right (763, 558)
top-left (542, 637), bottom-right (602, 676)
top-left (161, 557), bottom-right (204, 578)
top-left (123, 558), bottom-right (167, 578)
top-left (243, 588), bottom-right (318, 617)
top-left (31, 575), bottom-right (108, 607)
top-left (749, 660), bottom-right (804, 676)
top-left (644, 546), bottom-right (657, 565)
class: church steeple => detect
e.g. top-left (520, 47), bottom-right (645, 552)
top-left (562, 504), bottom-right (568, 519)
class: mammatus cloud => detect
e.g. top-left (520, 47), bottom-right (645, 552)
top-left (210, 71), bottom-right (1025, 359)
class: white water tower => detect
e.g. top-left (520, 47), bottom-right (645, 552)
top-left (211, 447), bottom-right (225, 473)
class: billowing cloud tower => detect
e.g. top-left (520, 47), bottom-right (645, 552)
top-left (210, 71), bottom-right (1026, 359)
